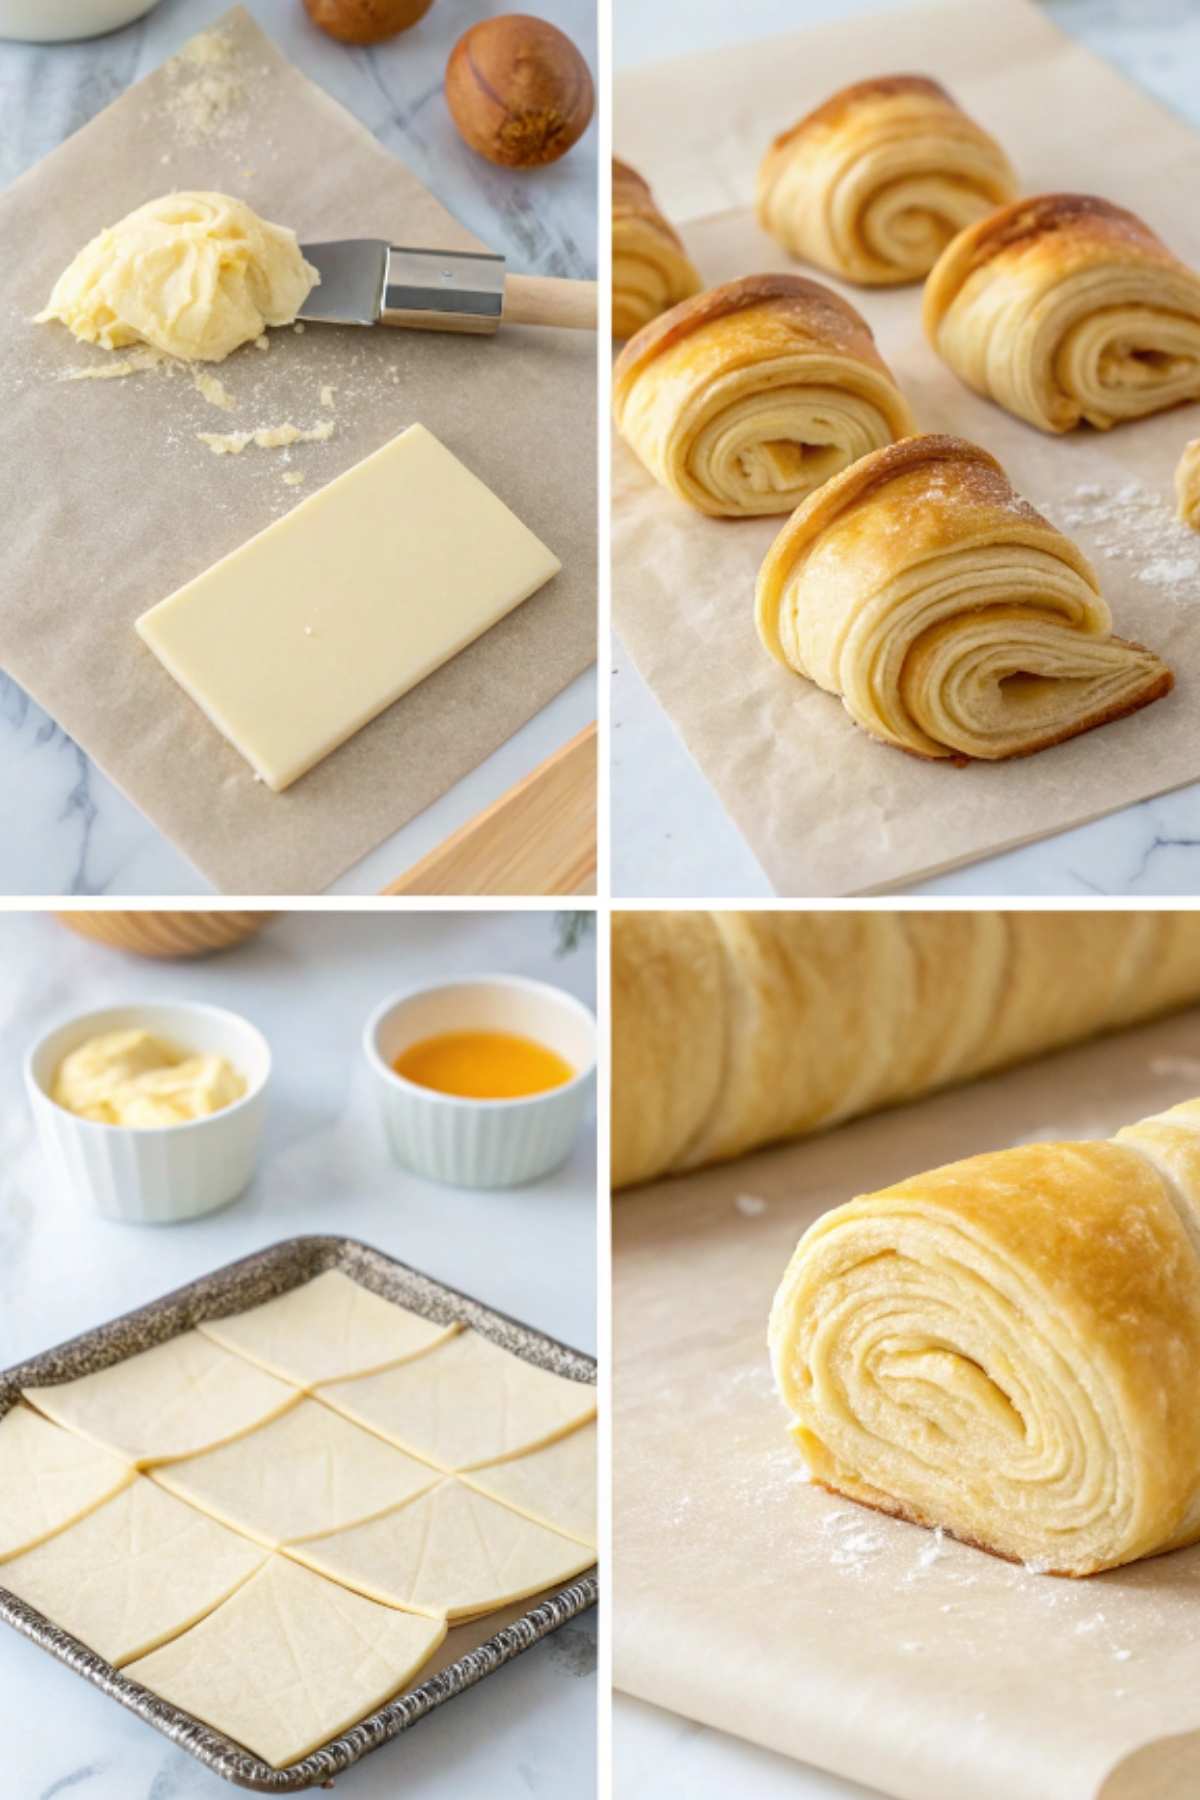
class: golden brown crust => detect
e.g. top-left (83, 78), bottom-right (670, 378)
top-left (611, 157), bottom-right (686, 246)
top-left (613, 272), bottom-right (885, 399)
top-left (756, 431), bottom-right (1172, 761)
top-left (775, 432), bottom-right (1029, 550)
top-left (932, 193), bottom-right (1176, 297)
top-left (768, 73), bottom-right (954, 155)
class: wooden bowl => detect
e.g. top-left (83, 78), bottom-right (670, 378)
top-left (55, 911), bottom-right (273, 960)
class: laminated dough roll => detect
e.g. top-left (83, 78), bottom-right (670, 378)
top-left (613, 273), bottom-right (915, 517)
top-left (769, 1097), bottom-right (1200, 1576)
top-left (1176, 438), bottom-right (1200, 530)
top-left (757, 75), bottom-right (1017, 287)
top-left (611, 910), bottom-right (1200, 1188)
top-left (612, 158), bottom-right (702, 340)
top-left (924, 193), bottom-right (1200, 432)
top-left (755, 434), bottom-right (1172, 760)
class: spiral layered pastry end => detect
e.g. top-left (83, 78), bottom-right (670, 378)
top-left (757, 75), bottom-right (1018, 287)
top-left (612, 158), bottom-right (703, 340)
top-left (770, 1099), bottom-right (1200, 1576)
top-left (755, 433), bottom-right (1172, 759)
top-left (924, 193), bottom-right (1200, 432)
top-left (613, 273), bottom-right (916, 517)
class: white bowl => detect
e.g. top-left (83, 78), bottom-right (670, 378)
top-left (0, 0), bottom-right (161, 42)
top-left (364, 976), bottom-right (596, 1189)
top-left (25, 1001), bottom-right (270, 1225)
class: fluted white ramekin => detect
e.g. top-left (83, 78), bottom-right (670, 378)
top-left (25, 1002), bottom-right (270, 1225)
top-left (364, 976), bottom-right (596, 1189)
top-left (0, 0), bottom-right (161, 41)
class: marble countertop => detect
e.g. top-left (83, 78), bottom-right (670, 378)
top-left (0, 907), bottom-right (596, 1796)
top-left (0, 0), bottom-right (597, 897)
top-left (612, 0), bottom-right (1200, 901)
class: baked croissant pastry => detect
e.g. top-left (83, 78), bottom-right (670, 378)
top-left (755, 433), bottom-right (1172, 759)
top-left (612, 158), bottom-right (702, 340)
top-left (757, 75), bottom-right (1017, 286)
top-left (924, 193), bottom-right (1200, 431)
top-left (1176, 439), bottom-right (1200, 529)
top-left (613, 273), bottom-right (916, 517)
top-left (611, 909), bottom-right (1200, 1188)
top-left (770, 1095), bottom-right (1200, 1576)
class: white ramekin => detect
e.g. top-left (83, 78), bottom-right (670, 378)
top-left (24, 1002), bottom-right (270, 1225)
top-left (0, 0), bottom-right (161, 42)
top-left (364, 976), bottom-right (596, 1189)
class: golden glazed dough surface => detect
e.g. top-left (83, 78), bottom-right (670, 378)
top-left (613, 273), bottom-right (915, 517)
top-left (37, 192), bottom-right (319, 363)
top-left (757, 74), bottom-right (1017, 285)
top-left (612, 157), bottom-right (702, 339)
top-left (924, 193), bottom-right (1200, 431)
top-left (755, 434), bottom-right (1171, 760)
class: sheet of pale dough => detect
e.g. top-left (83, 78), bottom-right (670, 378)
top-left (614, 1005), bottom-right (1200, 1800)
top-left (0, 1477), bottom-right (264, 1667)
top-left (319, 1329), bottom-right (598, 1470)
top-left (154, 1397), bottom-right (438, 1547)
top-left (613, 0), bottom-right (1200, 895)
top-left (0, 7), bottom-right (594, 892)
top-left (0, 1405), bottom-right (132, 1560)
top-left (138, 425), bottom-right (562, 792)
top-left (23, 1331), bottom-right (298, 1467)
top-left (127, 1555), bottom-right (447, 1769)
top-left (198, 1269), bottom-right (458, 1388)
top-left (464, 1420), bottom-right (597, 1547)
top-left (290, 1476), bottom-right (596, 1620)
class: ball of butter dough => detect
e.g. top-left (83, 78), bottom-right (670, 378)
top-left (37, 192), bottom-right (319, 364)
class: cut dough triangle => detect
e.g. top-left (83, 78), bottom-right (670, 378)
top-left (318, 1329), bottom-right (596, 1471)
top-left (0, 1404), bottom-right (133, 1561)
top-left (462, 1421), bottom-right (596, 1548)
top-left (0, 1476), bottom-right (264, 1667)
top-left (199, 1270), bottom-right (457, 1388)
top-left (289, 1477), bottom-right (596, 1620)
top-left (154, 1397), bottom-right (439, 1547)
top-left (23, 1331), bottom-right (298, 1467)
top-left (126, 1555), bottom-right (447, 1769)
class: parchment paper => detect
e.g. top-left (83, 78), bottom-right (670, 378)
top-left (614, 1011), bottom-right (1200, 1800)
top-left (613, 0), bottom-right (1200, 896)
top-left (0, 8), bottom-right (595, 895)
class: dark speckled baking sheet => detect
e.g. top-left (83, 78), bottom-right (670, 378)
top-left (0, 1235), bottom-right (598, 1793)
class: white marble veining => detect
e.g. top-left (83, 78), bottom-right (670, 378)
top-left (0, 907), bottom-right (597, 1797)
top-left (612, 0), bottom-right (1200, 900)
top-left (0, 0), bottom-right (597, 896)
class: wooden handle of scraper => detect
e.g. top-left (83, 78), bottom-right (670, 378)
top-left (503, 274), bottom-right (598, 331)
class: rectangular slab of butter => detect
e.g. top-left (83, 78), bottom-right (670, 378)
top-left (136, 424), bottom-right (561, 792)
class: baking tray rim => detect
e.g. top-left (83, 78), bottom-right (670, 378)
top-left (0, 1232), bottom-right (598, 1793)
